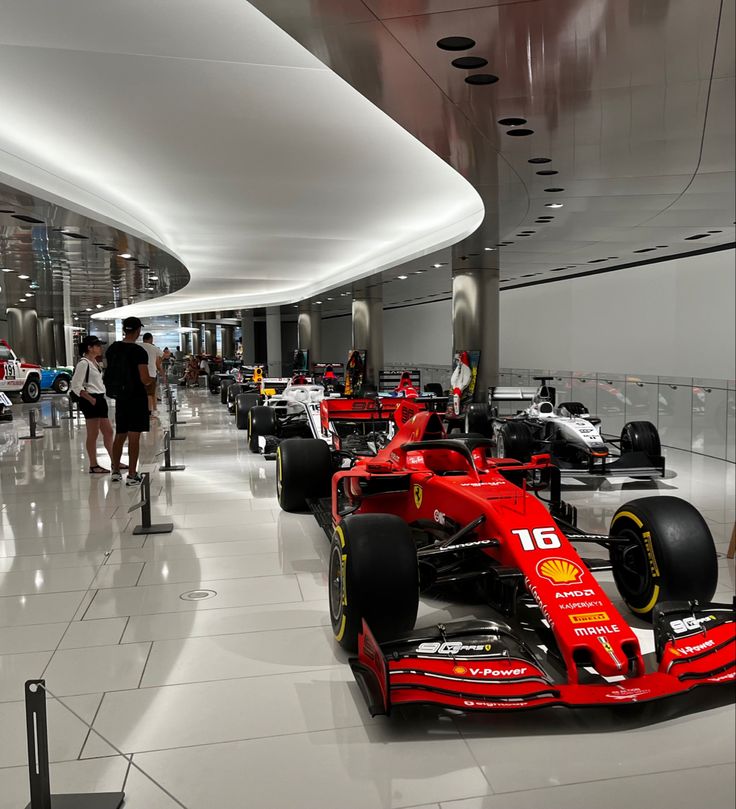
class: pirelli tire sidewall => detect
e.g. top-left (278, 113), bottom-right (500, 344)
top-left (276, 437), bottom-right (331, 512)
top-left (329, 514), bottom-right (419, 652)
top-left (609, 495), bottom-right (717, 619)
top-left (220, 378), bottom-right (234, 404)
top-left (248, 405), bottom-right (276, 452)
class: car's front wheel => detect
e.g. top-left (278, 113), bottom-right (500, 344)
top-left (620, 421), bottom-right (661, 456)
top-left (609, 496), bottom-right (717, 619)
top-left (329, 513), bottom-right (418, 652)
top-left (21, 377), bottom-right (41, 403)
top-left (52, 375), bottom-right (70, 394)
top-left (494, 422), bottom-right (533, 461)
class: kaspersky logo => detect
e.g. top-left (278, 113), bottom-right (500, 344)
top-left (536, 558), bottom-right (584, 585)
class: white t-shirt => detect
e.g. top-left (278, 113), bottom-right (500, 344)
top-left (142, 343), bottom-right (163, 378)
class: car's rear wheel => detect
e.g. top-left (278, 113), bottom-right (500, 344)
top-left (620, 421), bottom-right (661, 456)
top-left (248, 406), bottom-right (277, 452)
top-left (609, 496), bottom-right (717, 620)
top-left (220, 379), bottom-right (233, 404)
top-left (329, 513), bottom-right (419, 652)
top-left (235, 392), bottom-right (259, 429)
top-left (276, 437), bottom-right (332, 512)
top-left (557, 401), bottom-right (587, 417)
top-left (52, 375), bottom-right (70, 394)
top-left (21, 377), bottom-right (41, 403)
top-left (495, 422), bottom-right (533, 462)
top-left (465, 403), bottom-right (490, 436)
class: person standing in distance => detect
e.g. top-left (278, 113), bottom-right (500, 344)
top-left (105, 317), bottom-right (153, 485)
top-left (141, 332), bottom-right (164, 417)
top-left (70, 335), bottom-right (118, 474)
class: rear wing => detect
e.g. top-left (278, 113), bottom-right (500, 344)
top-left (379, 368), bottom-right (421, 391)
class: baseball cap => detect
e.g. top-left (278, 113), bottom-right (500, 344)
top-left (79, 335), bottom-right (105, 354)
top-left (122, 316), bottom-right (144, 332)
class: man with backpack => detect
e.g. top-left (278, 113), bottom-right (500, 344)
top-left (104, 316), bottom-right (153, 485)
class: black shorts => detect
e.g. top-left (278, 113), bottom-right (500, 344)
top-left (114, 395), bottom-right (150, 434)
top-left (78, 393), bottom-right (109, 420)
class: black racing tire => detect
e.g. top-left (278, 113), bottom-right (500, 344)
top-left (465, 403), bottom-right (491, 436)
top-left (495, 421), bottom-right (533, 462)
top-left (220, 379), bottom-right (234, 404)
top-left (329, 513), bottom-right (418, 652)
top-left (620, 421), bottom-right (661, 456)
top-left (248, 406), bottom-right (277, 452)
top-left (227, 383), bottom-right (245, 406)
top-left (235, 392), bottom-right (261, 424)
top-left (557, 401), bottom-right (587, 417)
top-left (423, 383), bottom-right (444, 397)
top-left (52, 375), bottom-right (71, 394)
top-left (21, 377), bottom-right (41, 403)
top-left (276, 438), bottom-right (332, 512)
top-left (609, 496), bottom-right (717, 620)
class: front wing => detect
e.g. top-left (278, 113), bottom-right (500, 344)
top-left (350, 602), bottom-right (735, 715)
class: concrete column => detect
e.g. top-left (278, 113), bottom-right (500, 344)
top-left (452, 261), bottom-right (499, 399)
top-left (221, 325), bottom-right (234, 358)
top-left (351, 285), bottom-right (383, 388)
top-left (241, 311), bottom-right (255, 364)
top-left (180, 313), bottom-right (192, 354)
top-left (266, 306), bottom-right (282, 377)
top-left (297, 302), bottom-right (321, 367)
top-left (38, 317), bottom-right (56, 367)
top-left (191, 315), bottom-right (201, 355)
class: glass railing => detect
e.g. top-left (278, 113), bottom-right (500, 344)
top-left (382, 364), bottom-right (735, 463)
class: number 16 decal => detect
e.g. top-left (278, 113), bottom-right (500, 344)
top-left (511, 527), bottom-right (561, 551)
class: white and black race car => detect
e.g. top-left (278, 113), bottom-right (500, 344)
top-left (245, 380), bottom-right (326, 454)
top-left (466, 377), bottom-right (665, 478)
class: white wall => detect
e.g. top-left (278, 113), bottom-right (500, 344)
top-left (499, 250), bottom-right (736, 379)
top-left (384, 299), bottom-right (452, 365)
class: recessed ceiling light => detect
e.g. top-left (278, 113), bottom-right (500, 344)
top-left (433, 263), bottom-right (442, 267)
top-left (545, 203), bottom-right (564, 208)
top-left (498, 117), bottom-right (527, 126)
top-left (536, 170), bottom-right (559, 176)
top-left (397, 275), bottom-right (408, 280)
top-left (507, 128), bottom-right (534, 136)
top-left (85, 307), bottom-right (92, 312)
top-left (326, 297), bottom-right (333, 300)
top-left (148, 275), bottom-right (159, 281)
top-left (315, 300), bottom-right (322, 304)
top-left (118, 253), bottom-right (133, 259)
top-left (484, 247), bottom-right (495, 251)
top-left (413, 270), bottom-right (425, 274)
top-left (707, 230), bottom-right (722, 233)
top-left (633, 248), bottom-right (656, 253)
top-left (655, 245), bottom-right (668, 248)
top-left (18, 274), bottom-right (29, 279)
top-left (588, 259), bottom-right (607, 263)
top-left (544, 187), bottom-right (565, 192)
top-left (452, 56), bottom-right (488, 69)
top-left (528, 157), bottom-right (552, 164)
top-left (1, 268), bottom-right (13, 273)
top-left (437, 36), bottom-right (476, 51)
top-left (684, 234), bottom-right (709, 240)
top-left (74, 316), bottom-right (79, 321)
top-left (96, 304), bottom-right (103, 309)
top-left (340, 292), bottom-right (349, 296)
top-left (465, 74), bottom-right (499, 85)
top-left (25, 292), bottom-right (34, 297)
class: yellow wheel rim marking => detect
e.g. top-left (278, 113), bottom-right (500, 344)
top-left (612, 510), bottom-right (660, 611)
top-left (332, 525), bottom-right (348, 640)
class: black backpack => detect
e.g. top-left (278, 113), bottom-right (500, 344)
top-left (103, 344), bottom-right (128, 399)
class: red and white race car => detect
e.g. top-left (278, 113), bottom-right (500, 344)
top-left (276, 410), bottom-right (734, 714)
top-left (0, 340), bottom-right (42, 405)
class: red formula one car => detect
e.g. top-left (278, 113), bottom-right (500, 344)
top-left (277, 411), bottom-right (735, 715)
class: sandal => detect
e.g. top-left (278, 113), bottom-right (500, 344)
top-left (89, 465), bottom-right (110, 474)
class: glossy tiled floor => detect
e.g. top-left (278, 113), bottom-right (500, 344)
top-left (0, 390), bottom-right (734, 809)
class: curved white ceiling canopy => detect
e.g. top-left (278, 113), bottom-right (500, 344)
top-left (0, 0), bottom-right (483, 318)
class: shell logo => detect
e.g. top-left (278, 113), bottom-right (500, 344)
top-left (453, 665), bottom-right (468, 675)
top-left (537, 557), bottom-right (584, 585)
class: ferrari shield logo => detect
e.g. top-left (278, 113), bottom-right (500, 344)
top-left (413, 484), bottom-right (423, 509)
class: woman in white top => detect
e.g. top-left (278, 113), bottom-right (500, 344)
top-left (70, 335), bottom-right (119, 474)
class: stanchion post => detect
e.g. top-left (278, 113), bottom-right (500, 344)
top-left (130, 473), bottom-right (174, 534)
top-left (23, 679), bottom-right (125, 809)
top-left (159, 430), bottom-right (185, 472)
top-left (20, 409), bottom-right (43, 440)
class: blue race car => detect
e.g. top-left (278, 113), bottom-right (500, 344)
top-left (40, 367), bottom-right (73, 394)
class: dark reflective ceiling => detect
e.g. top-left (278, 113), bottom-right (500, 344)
top-left (253, 0), bottom-right (735, 293)
top-left (0, 182), bottom-right (189, 326)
